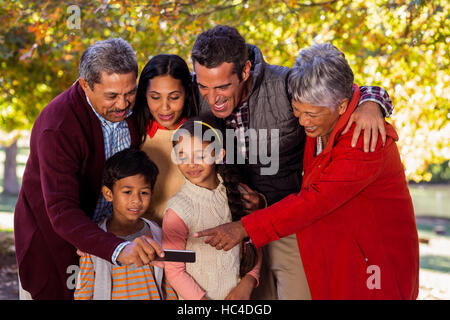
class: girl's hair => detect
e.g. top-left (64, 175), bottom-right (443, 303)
top-left (103, 148), bottom-right (159, 191)
top-left (173, 116), bottom-right (257, 276)
top-left (134, 54), bottom-right (199, 145)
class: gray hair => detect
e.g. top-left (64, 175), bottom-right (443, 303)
top-left (288, 43), bottom-right (354, 109)
top-left (79, 38), bottom-right (138, 89)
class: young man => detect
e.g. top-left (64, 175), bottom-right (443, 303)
top-left (191, 25), bottom-right (394, 299)
top-left (14, 38), bottom-right (163, 299)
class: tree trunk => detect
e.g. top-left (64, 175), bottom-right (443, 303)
top-left (2, 138), bottom-right (20, 195)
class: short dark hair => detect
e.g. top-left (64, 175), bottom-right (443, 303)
top-left (191, 25), bottom-right (248, 81)
top-left (102, 149), bottom-right (159, 191)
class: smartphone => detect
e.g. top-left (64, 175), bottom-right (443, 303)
top-left (155, 249), bottom-right (196, 263)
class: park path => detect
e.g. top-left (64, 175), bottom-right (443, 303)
top-left (0, 212), bottom-right (13, 230)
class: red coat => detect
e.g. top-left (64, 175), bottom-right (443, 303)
top-left (14, 81), bottom-right (140, 299)
top-left (242, 85), bottom-right (419, 299)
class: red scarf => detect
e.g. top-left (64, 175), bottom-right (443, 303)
top-left (146, 117), bottom-right (187, 138)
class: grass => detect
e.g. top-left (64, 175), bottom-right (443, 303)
top-left (417, 222), bottom-right (450, 238)
top-left (420, 254), bottom-right (450, 273)
top-left (0, 194), bottom-right (18, 214)
top-left (409, 184), bottom-right (450, 219)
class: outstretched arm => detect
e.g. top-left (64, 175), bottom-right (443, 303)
top-left (196, 136), bottom-right (384, 250)
top-left (343, 86), bottom-right (393, 152)
top-left (39, 129), bottom-right (163, 267)
top-left (163, 209), bottom-right (207, 300)
top-left (194, 220), bottom-right (248, 251)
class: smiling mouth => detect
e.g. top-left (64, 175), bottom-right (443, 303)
top-left (158, 113), bottom-right (174, 121)
top-left (212, 97), bottom-right (228, 112)
top-left (187, 170), bottom-right (202, 177)
top-left (128, 208), bottom-right (141, 214)
top-left (214, 102), bottom-right (226, 111)
top-left (109, 107), bottom-right (130, 118)
top-left (305, 126), bottom-right (318, 133)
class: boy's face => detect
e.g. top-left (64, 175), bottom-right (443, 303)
top-left (102, 174), bottom-right (152, 223)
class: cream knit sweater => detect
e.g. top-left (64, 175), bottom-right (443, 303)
top-left (141, 129), bottom-right (185, 225)
top-left (165, 175), bottom-right (241, 300)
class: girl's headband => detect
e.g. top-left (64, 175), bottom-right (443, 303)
top-left (173, 120), bottom-right (222, 145)
top-left (193, 120), bottom-right (222, 145)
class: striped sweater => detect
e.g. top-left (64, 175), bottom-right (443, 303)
top-left (74, 218), bottom-right (177, 300)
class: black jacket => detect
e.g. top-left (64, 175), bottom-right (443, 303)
top-left (197, 44), bottom-right (305, 205)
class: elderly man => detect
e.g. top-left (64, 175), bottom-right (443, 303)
top-left (191, 25), bottom-right (395, 300)
top-left (14, 38), bottom-right (163, 300)
top-left (195, 43), bottom-right (419, 299)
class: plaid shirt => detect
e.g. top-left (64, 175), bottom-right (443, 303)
top-left (87, 97), bottom-right (133, 265)
top-left (225, 100), bottom-right (250, 160)
top-left (359, 86), bottom-right (393, 117)
top-left (225, 86), bottom-right (393, 160)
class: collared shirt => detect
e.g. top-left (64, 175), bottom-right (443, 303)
top-left (224, 86), bottom-right (393, 160)
top-left (86, 97), bottom-right (133, 265)
top-left (87, 97), bottom-right (132, 223)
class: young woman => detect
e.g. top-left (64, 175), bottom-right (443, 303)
top-left (134, 54), bottom-right (198, 224)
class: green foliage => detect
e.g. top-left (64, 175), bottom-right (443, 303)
top-left (428, 161), bottom-right (450, 183)
top-left (0, 0), bottom-right (448, 181)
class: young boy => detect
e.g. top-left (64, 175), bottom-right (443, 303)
top-left (74, 149), bottom-right (177, 300)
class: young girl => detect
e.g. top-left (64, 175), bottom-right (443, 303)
top-left (74, 149), bottom-right (177, 300)
top-left (133, 54), bottom-right (198, 225)
top-left (162, 117), bottom-right (262, 300)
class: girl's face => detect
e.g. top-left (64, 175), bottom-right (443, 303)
top-left (174, 136), bottom-right (224, 190)
top-left (146, 74), bottom-right (185, 129)
top-left (102, 174), bottom-right (152, 224)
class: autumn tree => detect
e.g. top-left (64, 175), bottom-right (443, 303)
top-left (0, 0), bottom-right (448, 188)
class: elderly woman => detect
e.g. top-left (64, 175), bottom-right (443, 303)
top-left (195, 43), bottom-right (419, 299)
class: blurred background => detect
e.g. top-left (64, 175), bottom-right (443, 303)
top-left (0, 0), bottom-right (449, 299)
